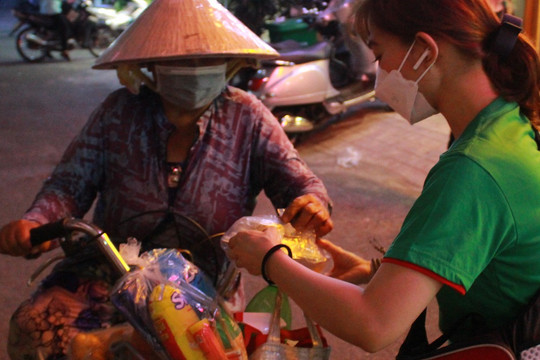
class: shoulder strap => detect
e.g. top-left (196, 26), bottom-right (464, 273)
top-left (396, 309), bottom-right (430, 359)
top-left (396, 310), bottom-right (486, 360)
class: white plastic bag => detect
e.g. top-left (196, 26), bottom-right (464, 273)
top-left (221, 215), bottom-right (332, 273)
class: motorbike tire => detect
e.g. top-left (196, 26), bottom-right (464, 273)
top-left (87, 25), bottom-right (117, 58)
top-left (15, 26), bottom-right (48, 62)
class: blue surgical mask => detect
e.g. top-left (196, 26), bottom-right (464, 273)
top-left (375, 40), bottom-right (438, 124)
top-left (155, 63), bottom-right (227, 109)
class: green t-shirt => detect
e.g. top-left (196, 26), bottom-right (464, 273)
top-left (385, 98), bottom-right (540, 340)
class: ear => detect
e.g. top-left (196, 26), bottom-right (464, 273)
top-left (413, 32), bottom-right (439, 69)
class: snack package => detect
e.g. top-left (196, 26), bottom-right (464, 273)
top-left (148, 284), bottom-right (208, 360)
top-left (221, 215), bottom-right (333, 273)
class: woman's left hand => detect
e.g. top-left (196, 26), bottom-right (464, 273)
top-left (227, 227), bottom-right (281, 275)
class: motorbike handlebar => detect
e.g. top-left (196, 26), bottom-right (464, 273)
top-left (29, 219), bottom-right (67, 247)
top-left (29, 218), bottom-right (130, 276)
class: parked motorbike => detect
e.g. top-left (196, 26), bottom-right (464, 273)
top-left (9, 0), bottom-right (39, 36)
top-left (247, 0), bottom-right (377, 138)
top-left (85, 0), bottom-right (148, 34)
top-left (12, 0), bottom-right (117, 62)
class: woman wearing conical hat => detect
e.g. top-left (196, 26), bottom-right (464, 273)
top-left (0, 0), bottom-right (334, 358)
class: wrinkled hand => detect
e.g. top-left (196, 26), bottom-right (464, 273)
top-left (0, 219), bottom-right (46, 257)
top-left (227, 227), bottom-right (281, 275)
top-left (317, 239), bottom-right (374, 284)
top-left (281, 194), bottom-right (333, 237)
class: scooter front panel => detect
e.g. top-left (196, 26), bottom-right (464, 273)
top-left (262, 59), bottom-right (339, 107)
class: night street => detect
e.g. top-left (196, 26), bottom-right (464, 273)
top-left (0, 6), bottom-right (451, 359)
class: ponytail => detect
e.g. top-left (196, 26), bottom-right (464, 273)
top-left (482, 15), bottom-right (540, 128)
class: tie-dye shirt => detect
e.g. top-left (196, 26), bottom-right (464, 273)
top-left (23, 86), bottom-right (331, 247)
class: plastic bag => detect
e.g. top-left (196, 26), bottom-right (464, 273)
top-left (337, 146), bottom-right (361, 168)
top-left (111, 246), bottom-right (247, 359)
top-left (221, 215), bottom-right (332, 273)
top-left (247, 289), bottom-right (331, 360)
top-left (68, 323), bottom-right (158, 360)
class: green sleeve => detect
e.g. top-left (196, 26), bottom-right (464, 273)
top-left (385, 154), bottom-right (515, 291)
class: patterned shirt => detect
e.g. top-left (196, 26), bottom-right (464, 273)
top-left (23, 86), bottom-right (331, 250)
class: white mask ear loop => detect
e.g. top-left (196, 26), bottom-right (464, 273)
top-left (414, 50), bottom-right (436, 84)
top-left (397, 38), bottom-right (437, 84)
top-left (397, 39), bottom-right (417, 73)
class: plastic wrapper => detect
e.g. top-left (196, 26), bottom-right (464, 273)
top-left (221, 215), bottom-right (333, 273)
top-left (68, 323), bottom-right (158, 360)
top-left (110, 244), bottom-right (247, 359)
top-left (337, 146), bottom-right (361, 168)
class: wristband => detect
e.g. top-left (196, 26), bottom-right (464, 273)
top-left (261, 244), bottom-right (292, 285)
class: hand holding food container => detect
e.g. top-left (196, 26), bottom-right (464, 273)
top-left (222, 214), bottom-right (333, 278)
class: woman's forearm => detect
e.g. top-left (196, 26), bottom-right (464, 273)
top-left (264, 251), bottom-right (387, 351)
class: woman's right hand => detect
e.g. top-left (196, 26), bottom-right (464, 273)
top-left (0, 219), bottom-right (43, 256)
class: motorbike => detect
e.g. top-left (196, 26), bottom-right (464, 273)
top-left (27, 216), bottom-right (243, 359)
top-left (12, 0), bottom-right (117, 62)
top-left (84, 0), bottom-right (148, 35)
top-left (246, 0), bottom-right (378, 139)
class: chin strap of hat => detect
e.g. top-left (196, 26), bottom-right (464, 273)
top-left (116, 64), bottom-right (157, 95)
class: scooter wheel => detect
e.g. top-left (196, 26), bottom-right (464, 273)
top-left (15, 26), bottom-right (48, 62)
top-left (87, 25), bottom-right (117, 58)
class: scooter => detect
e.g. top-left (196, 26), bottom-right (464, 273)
top-left (84, 0), bottom-right (148, 34)
top-left (12, 0), bottom-right (117, 62)
top-left (247, 0), bottom-right (377, 137)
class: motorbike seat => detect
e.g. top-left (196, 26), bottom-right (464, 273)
top-left (14, 10), bottom-right (57, 29)
top-left (272, 41), bottom-right (332, 64)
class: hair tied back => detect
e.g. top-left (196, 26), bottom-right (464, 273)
top-left (491, 14), bottom-right (523, 59)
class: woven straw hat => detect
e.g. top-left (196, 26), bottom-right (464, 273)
top-left (93, 0), bottom-right (279, 69)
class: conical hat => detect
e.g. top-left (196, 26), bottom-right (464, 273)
top-left (93, 0), bottom-right (279, 69)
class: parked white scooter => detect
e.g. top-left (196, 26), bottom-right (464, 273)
top-left (248, 0), bottom-right (377, 136)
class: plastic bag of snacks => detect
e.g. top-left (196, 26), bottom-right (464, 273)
top-left (221, 215), bottom-right (333, 273)
top-left (110, 244), bottom-right (247, 359)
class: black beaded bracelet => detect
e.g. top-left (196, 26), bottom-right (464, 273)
top-left (261, 244), bottom-right (293, 285)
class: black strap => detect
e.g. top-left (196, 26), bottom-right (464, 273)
top-left (396, 310), bottom-right (484, 359)
top-left (533, 126), bottom-right (540, 150)
top-left (397, 309), bottom-right (430, 359)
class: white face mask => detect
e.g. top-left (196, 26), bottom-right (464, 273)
top-left (375, 40), bottom-right (438, 124)
top-left (155, 63), bottom-right (227, 110)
